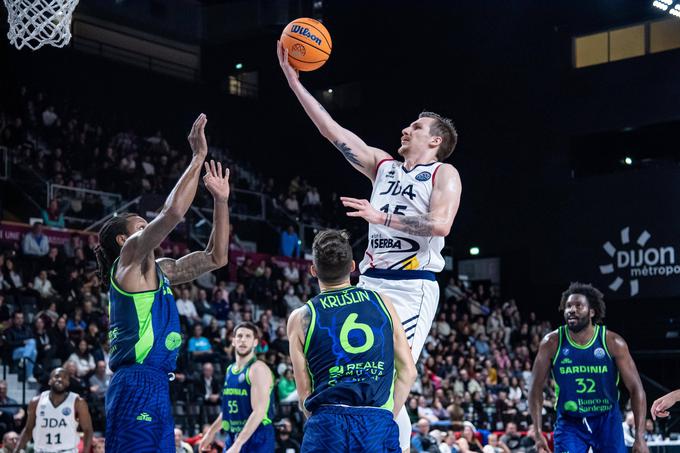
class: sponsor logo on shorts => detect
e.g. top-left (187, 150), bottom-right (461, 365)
top-left (415, 171), bottom-right (431, 182)
top-left (136, 412), bottom-right (152, 422)
top-left (290, 25), bottom-right (322, 46)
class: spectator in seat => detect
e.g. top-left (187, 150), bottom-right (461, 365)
top-left (459, 423), bottom-right (483, 452)
top-left (176, 287), bottom-right (200, 327)
top-left (0, 431), bottom-right (19, 453)
top-left (21, 222), bottom-right (49, 258)
top-left (63, 360), bottom-right (87, 396)
top-left (229, 283), bottom-right (248, 307)
top-left (187, 324), bottom-right (215, 363)
top-left (34, 317), bottom-right (55, 372)
top-left (32, 270), bottom-right (58, 301)
top-left (412, 418), bottom-right (438, 453)
top-left (0, 381), bottom-right (25, 436)
top-left (277, 368), bottom-right (297, 403)
top-left (499, 422), bottom-right (522, 452)
top-left (40, 198), bottom-right (64, 229)
top-left (5, 312), bottom-right (37, 383)
top-left (67, 339), bottom-right (96, 378)
top-left (174, 428), bottom-right (193, 453)
top-left (439, 431), bottom-right (459, 453)
top-left (195, 288), bottom-right (215, 325)
top-left (88, 360), bottom-right (110, 400)
top-left (66, 308), bottom-right (87, 339)
top-left (283, 262), bottom-right (299, 284)
top-left (194, 362), bottom-right (221, 410)
top-left (280, 225), bottom-right (300, 258)
top-left (49, 315), bottom-right (72, 363)
top-left (274, 418), bottom-right (301, 453)
top-left (483, 433), bottom-right (510, 453)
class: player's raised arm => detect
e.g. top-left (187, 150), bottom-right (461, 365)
top-left (608, 330), bottom-right (649, 453)
top-left (529, 331), bottom-right (558, 453)
top-left (14, 397), bottom-right (38, 453)
top-left (75, 396), bottom-right (93, 453)
top-left (341, 163), bottom-right (462, 237)
top-left (277, 41), bottom-right (391, 181)
top-left (287, 305), bottom-right (312, 418)
top-left (157, 161), bottom-right (230, 285)
top-left (120, 113), bottom-right (208, 266)
top-left (379, 294), bottom-right (417, 418)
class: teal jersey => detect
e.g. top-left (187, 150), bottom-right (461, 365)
top-left (303, 286), bottom-right (395, 413)
top-left (221, 357), bottom-right (275, 434)
top-left (551, 324), bottom-right (620, 417)
top-left (108, 258), bottom-right (182, 373)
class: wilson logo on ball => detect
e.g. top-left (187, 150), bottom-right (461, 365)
top-left (291, 25), bottom-right (322, 45)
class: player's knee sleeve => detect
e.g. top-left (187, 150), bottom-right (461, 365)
top-left (396, 406), bottom-right (412, 451)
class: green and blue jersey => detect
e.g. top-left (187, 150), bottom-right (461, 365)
top-left (221, 357), bottom-right (275, 435)
top-left (303, 286), bottom-right (395, 413)
top-left (108, 258), bottom-right (182, 373)
top-left (551, 324), bottom-right (619, 417)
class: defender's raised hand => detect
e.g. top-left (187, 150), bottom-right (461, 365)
top-left (188, 113), bottom-right (208, 160)
top-left (203, 160), bottom-right (230, 202)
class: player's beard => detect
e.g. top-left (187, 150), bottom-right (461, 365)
top-left (566, 316), bottom-right (590, 333)
top-left (51, 386), bottom-right (67, 395)
top-left (236, 346), bottom-right (254, 358)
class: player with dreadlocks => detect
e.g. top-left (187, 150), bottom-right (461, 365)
top-left (96, 113), bottom-right (232, 453)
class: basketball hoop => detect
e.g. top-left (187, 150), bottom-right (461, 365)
top-left (3, 0), bottom-right (79, 50)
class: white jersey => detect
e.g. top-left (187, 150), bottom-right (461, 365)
top-left (33, 391), bottom-right (79, 453)
top-left (359, 159), bottom-right (445, 273)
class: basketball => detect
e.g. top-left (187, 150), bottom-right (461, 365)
top-left (280, 18), bottom-right (332, 72)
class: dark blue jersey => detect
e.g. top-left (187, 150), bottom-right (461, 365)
top-left (551, 324), bottom-right (620, 417)
top-left (221, 357), bottom-right (275, 434)
top-left (303, 286), bottom-right (395, 413)
top-left (108, 258), bottom-right (182, 373)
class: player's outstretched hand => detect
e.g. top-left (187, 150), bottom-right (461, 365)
top-left (277, 40), bottom-right (299, 83)
top-left (341, 197), bottom-right (383, 225)
top-left (534, 433), bottom-right (551, 453)
top-left (651, 389), bottom-right (680, 420)
top-left (633, 439), bottom-right (650, 453)
top-left (188, 113), bottom-right (208, 160)
top-left (203, 160), bottom-right (230, 202)
top-left (198, 433), bottom-right (214, 452)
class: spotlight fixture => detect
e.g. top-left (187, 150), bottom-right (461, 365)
top-left (653, 0), bottom-right (680, 18)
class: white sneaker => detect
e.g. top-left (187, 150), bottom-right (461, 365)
top-left (27, 377), bottom-right (37, 384)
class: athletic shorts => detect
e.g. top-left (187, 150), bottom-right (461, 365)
top-left (224, 425), bottom-right (275, 453)
top-left (105, 365), bottom-right (174, 453)
top-left (554, 409), bottom-right (626, 453)
top-left (358, 270), bottom-right (439, 363)
top-left (301, 405), bottom-right (400, 453)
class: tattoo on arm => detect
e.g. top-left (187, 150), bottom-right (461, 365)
top-left (332, 140), bottom-right (364, 168)
top-left (157, 252), bottom-right (218, 285)
top-left (300, 305), bottom-right (311, 336)
top-left (397, 216), bottom-right (435, 236)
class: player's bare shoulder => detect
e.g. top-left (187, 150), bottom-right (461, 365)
top-left (539, 329), bottom-right (560, 353)
top-left (433, 162), bottom-right (461, 187)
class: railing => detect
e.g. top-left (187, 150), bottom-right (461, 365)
top-left (49, 184), bottom-right (124, 228)
top-left (83, 196), bottom-right (141, 232)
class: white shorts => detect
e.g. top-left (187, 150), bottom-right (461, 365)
top-left (358, 272), bottom-right (439, 363)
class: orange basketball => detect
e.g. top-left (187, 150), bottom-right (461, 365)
top-left (280, 18), bottom-right (332, 72)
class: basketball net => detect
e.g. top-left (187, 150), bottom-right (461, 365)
top-left (3, 0), bottom-right (79, 50)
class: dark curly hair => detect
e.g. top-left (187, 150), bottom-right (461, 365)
top-left (95, 213), bottom-right (138, 290)
top-left (558, 282), bottom-right (606, 324)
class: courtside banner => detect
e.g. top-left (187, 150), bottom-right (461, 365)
top-left (557, 167), bottom-right (680, 300)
